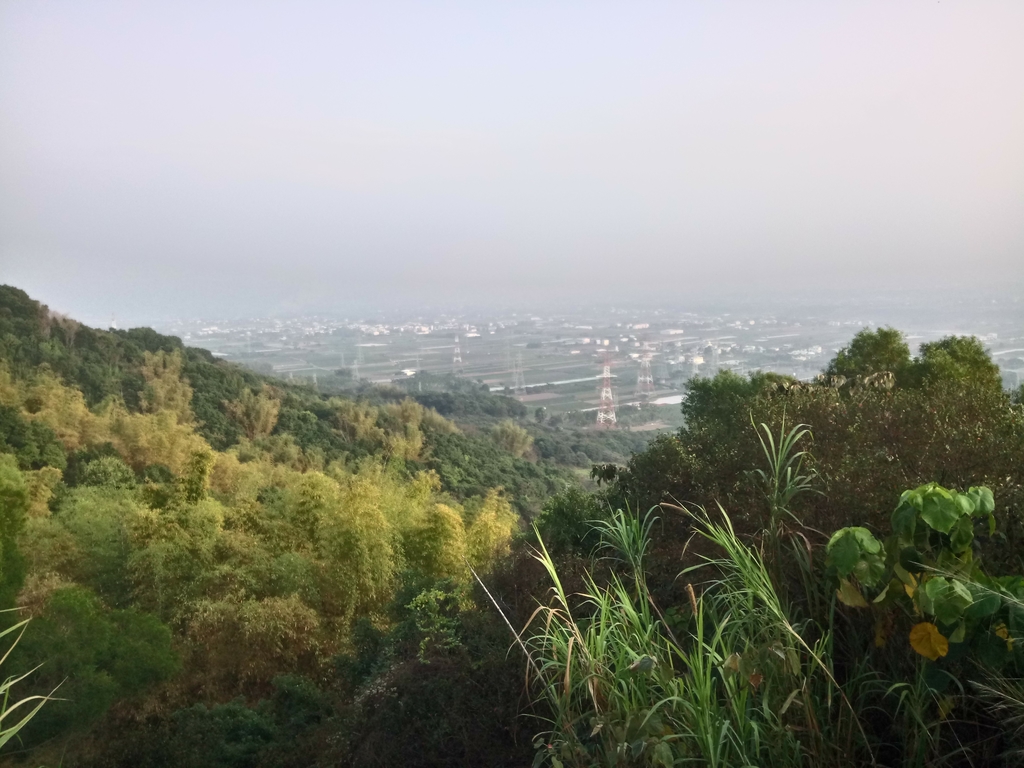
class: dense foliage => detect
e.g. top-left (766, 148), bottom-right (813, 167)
top-left (527, 327), bottom-right (1024, 767)
top-left (598, 332), bottom-right (1024, 570)
top-left (0, 286), bottom-right (584, 766)
top-left (3, 291), bottom-right (1022, 767)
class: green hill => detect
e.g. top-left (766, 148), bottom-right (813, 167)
top-left (0, 285), bottom-right (559, 765)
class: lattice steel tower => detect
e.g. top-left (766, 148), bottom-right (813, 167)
top-left (512, 353), bottom-right (526, 396)
top-left (452, 336), bottom-right (463, 374)
top-left (635, 344), bottom-right (654, 400)
top-left (597, 354), bottom-right (617, 427)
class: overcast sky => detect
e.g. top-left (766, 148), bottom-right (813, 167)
top-left (2, 1), bottom-right (1022, 323)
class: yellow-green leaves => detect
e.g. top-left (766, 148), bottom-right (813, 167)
top-left (466, 490), bottom-right (518, 572)
top-left (224, 386), bottom-right (281, 440)
top-left (139, 349), bottom-right (194, 425)
top-left (406, 503), bottom-right (468, 581)
top-left (490, 419), bottom-right (533, 458)
top-left (836, 578), bottom-right (868, 607)
top-left (909, 622), bottom-right (949, 661)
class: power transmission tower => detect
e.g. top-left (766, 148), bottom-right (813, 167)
top-left (353, 346), bottom-right (364, 380)
top-left (597, 354), bottom-right (617, 428)
top-left (452, 336), bottom-right (463, 374)
top-left (512, 353), bottom-right (526, 396)
top-left (635, 344), bottom-right (654, 400)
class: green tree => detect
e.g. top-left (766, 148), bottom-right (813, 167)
top-left (11, 586), bottom-right (177, 741)
top-left (683, 370), bottom-right (793, 432)
top-left (0, 406), bottom-right (66, 471)
top-left (0, 455), bottom-right (28, 607)
top-left (79, 455), bottom-right (136, 490)
top-left (175, 450), bottom-right (214, 505)
top-left (58, 485), bottom-right (146, 606)
top-left (824, 326), bottom-right (912, 381)
top-left (913, 335), bottom-right (1002, 391)
top-left (535, 486), bottom-right (607, 555)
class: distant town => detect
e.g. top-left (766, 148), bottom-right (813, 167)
top-left (145, 292), bottom-right (1024, 432)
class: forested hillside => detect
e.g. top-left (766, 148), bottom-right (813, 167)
top-left (2, 284), bottom-right (1024, 767)
top-left (0, 285), bottom-right (579, 766)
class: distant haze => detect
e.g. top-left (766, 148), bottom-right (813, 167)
top-left (2, 1), bottom-right (1023, 325)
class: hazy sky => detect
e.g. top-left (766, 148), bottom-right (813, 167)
top-left (2, 1), bottom-right (1022, 323)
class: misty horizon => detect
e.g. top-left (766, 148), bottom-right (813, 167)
top-left (2, 2), bottom-right (1023, 324)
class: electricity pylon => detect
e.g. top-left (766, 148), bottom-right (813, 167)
top-left (512, 353), bottom-right (526, 396)
top-left (453, 336), bottom-right (463, 374)
top-left (635, 344), bottom-right (654, 400)
top-left (597, 354), bottom-right (617, 427)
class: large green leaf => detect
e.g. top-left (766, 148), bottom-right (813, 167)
top-left (920, 490), bottom-right (959, 534)
top-left (994, 575), bottom-right (1024, 600)
top-left (900, 488), bottom-right (925, 511)
top-left (852, 527), bottom-right (883, 554)
top-left (922, 577), bottom-right (974, 626)
top-left (953, 493), bottom-right (975, 517)
top-left (826, 527), bottom-right (884, 581)
top-left (963, 587), bottom-right (1001, 621)
top-left (967, 486), bottom-right (995, 516)
top-left (891, 502), bottom-right (918, 541)
top-left (652, 742), bottom-right (674, 768)
top-left (853, 553), bottom-right (887, 589)
top-left (949, 515), bottom-right (974, 554)
top-left (826, 530), bottom-right (862, 577)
